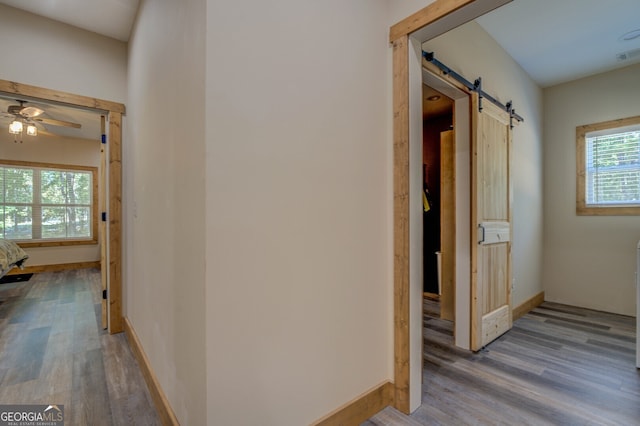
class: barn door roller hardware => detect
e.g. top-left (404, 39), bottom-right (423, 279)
top-left (422, 51), bottom-right (524, 128)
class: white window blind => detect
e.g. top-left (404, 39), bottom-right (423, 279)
top-left (586, 129), bottom-right (640, 206)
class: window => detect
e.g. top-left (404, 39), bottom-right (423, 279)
top-left (577, 116), bottom-right (640, 215)
top-left (0, 161), bottom-right (98, 246)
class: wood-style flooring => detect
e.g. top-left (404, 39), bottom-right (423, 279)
top-left (0, 269), bottom-right (160, 425)
top-left (365, 298), bottom-right (639, 426)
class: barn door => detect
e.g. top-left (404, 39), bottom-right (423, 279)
top-left (470, 92), bottom-right (512, 351)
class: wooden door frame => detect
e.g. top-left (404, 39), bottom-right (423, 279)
top-left (390, 0), bottom-right (513, 413)
top-left (439, 129), bottom-right (455, 322)
top-left (0, 79), bottom-right (125, 334)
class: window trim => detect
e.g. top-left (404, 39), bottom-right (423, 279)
top-left (576, 115), bottom-right (640, 216)
top-left (0, 159), bottom-right (99, 247)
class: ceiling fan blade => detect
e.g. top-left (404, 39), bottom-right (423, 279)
top-left (33, 117), bottom-right (81, 128)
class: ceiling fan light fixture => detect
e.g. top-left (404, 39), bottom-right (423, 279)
top-left (21, 106), bottom-right (44, 118)
top-left (9, 120), bottom-right (23, 134)
top-left (26, 125), bottom-right (37, 136)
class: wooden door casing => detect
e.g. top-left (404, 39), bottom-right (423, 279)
top-left (440, 130), bottom-right (455, 321)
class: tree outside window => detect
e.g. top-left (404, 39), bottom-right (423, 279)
top-left (0, 161), bottom-right (97, 245)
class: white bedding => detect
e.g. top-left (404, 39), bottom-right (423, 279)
top-left (0, 239), bottom-right (28, 278)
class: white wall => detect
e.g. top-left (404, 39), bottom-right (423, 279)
top-left (126, 0), bottom-right (206, 424)
top-left (387, 0), bottom-right (436, 26)
top-left (543, 63), bottom-right (640, 316)
top-left (0, 5), bottom-right (127, 103)
top-left (206, 0), bottom-right (391, 424)
top-left (0, 132), bottom-right (101, 266)
top-left (423, 20), bottom-right (545, 308)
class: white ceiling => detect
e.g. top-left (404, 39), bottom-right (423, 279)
top-left (0, 0), bottom-right (139, 42)
top-left (476, 0), bottom-right (640, 87)
top-left (1, 0), bottom-right (639, 137)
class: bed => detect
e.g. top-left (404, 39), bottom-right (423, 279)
top-left (0, 239), bottom-right (28, 278)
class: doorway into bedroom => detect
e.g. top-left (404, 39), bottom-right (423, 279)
top-left (0, 79), bottom-right (124, 334)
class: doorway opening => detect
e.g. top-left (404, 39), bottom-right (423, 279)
top-left (422, 84), bottom-right (455, 302)
top-left (391, 0), bottom-right (517, 414)
top-left (421, 83), bottom-right (454, 330)
top-left (420, 65), bottom-right (472, 353)
top-left (0, 79), bottom-right (125, 334)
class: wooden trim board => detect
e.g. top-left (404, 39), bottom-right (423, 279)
top-left (124, 318), bottom-right (180, 426)
top-left (7, 261), bottom-right (100, 275)
top-left (0, 80), bottom-right (125, 114)
top-left (423, 292), bottom-right (439, 301)
top-left (391, 0), bottom-right (477, 414)
top-left (311, 381), bottom-right (394, 426)
top-left (392, 34), bottom-right (411, 415)
top-left (439, 130), bottom-right (455, 322)
top-left (0, 78), bottom-right (125, 335)
top-left (389, 0), bottom-right (475, 42)
top-left (108, 112), bottom-right (124, 333)
top-left (13, 240), bottom-right (98, 249)
top-left (512, 291), bottom-right (545, 321)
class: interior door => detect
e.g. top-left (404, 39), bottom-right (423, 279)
top-left (470, 93), bottom-right (512, 351)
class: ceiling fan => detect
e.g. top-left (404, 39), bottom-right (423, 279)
top-left (1, 100), bottom-right (81, 140)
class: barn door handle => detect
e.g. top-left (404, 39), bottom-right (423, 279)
top-left (478, 224), bottom-right (485, 244)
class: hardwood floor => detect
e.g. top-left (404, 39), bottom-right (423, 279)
top-left (0, 269), bottom-right (160, 425)
top-left (364, 299), bottom-right (639, 425)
